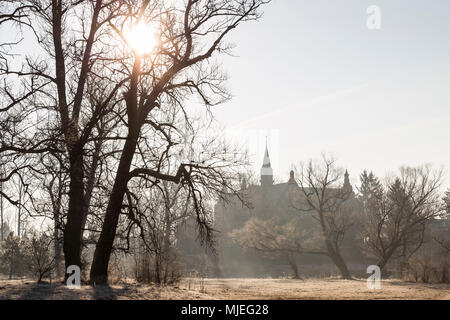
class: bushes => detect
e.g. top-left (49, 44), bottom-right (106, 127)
top-left (400, 240), bottom-right (449, 284)
top-left (0, 232), bottom-right (25, 279)
top-left (22, 233), bottom-right (55, 283)
top-left (107, 252), bottom-right (128, 284)
top-left (405, 255), bottom-right (449, 284)
top-left (0, 232), bottom-right (55, 283)
top-left (132, 247), bottom-right (182, 285)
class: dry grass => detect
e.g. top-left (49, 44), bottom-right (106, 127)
top-left (181, 278), bottom-right (450, 300)
top-left (0, 278), bottom-right (448, 300)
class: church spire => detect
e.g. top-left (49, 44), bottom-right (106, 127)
top-left (260, 139), bottom-right (273, 187)
top-left (343, 169), bottom-right (353, 194)
top-left (288, 170), bottom-right (296, 184)
top-left (262, 141), bottom-right (271, 168)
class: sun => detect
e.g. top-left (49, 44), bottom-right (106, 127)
top-left (124, 21), bottom-right (158, 55)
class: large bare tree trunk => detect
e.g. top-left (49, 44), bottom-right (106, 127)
top-left (286, 254), bottom-right (301, 280)
top-left (324, 240), bottom-right (351, 279)
top-left (17, 180), bottom-right (22, 239)
top-left (376, 258), bottom-right (389, 274)
top-left (90, 53), bottom-right (143, 284)
top-left (63, 154), bottom-right (85, 278)
top-left (54, 211), bottom-right (62, 279)
top-left (375, 245), bottom-right (398, 276)
top-left (0, 181), bottom-right (3, 242)
top-left (80, 137), bottom-right (103, 250)
top-left (87, 0), bottom-right (267, 285)
top-left (90, 134), bottom-right (139, 284)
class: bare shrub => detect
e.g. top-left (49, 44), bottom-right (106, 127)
top-left (22, 233), bottom-right (55, 283)
top-left (132, 246), bottom-right (182, 285)
top-left (405, 251), bottom-right (449, 284)
top-left (231, 217), bottom-right (323, 280)
top-left (107, 252), bottom-right (128, 284)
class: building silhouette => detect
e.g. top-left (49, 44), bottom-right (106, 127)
top-left (209, 144), bottom-right (367, 277)
top-left (177, 145), bottom-right (449, 278)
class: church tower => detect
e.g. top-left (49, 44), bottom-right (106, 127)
top-left (342, 169), bottom-right (353, 194)
top-left (260, 142), bottom-right (273, 187)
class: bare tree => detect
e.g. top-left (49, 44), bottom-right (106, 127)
top-left (443, 188), bottom-right (450, 217)
top-left (28, 150), bottom-right (68, 279)
top-left (0, 170), bottom-right (4, 242)
top-left (434, 237), bottom-right (450, 254)
top-left (125, 180), bottom-right (191, 284)
top-left (360, 166), bottom-right (444, 273)
top-left (0, 0), bottom-right (270, 285)
top-left (294, 155), bottom-right (355, 279)
top-left (231, 217), bottom-right (327, 279)
top-left (0, 0), bottom-right (126, 275)
top-left (89, 0), bottom-right (269, 284)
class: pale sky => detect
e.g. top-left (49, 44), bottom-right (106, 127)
top-left (1, 0), bottom-right (449, 190)
top-left (215, 0), bottom-right (450, 187)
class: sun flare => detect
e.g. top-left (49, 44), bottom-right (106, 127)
top-left (124, 21), bottom-right (158, 55)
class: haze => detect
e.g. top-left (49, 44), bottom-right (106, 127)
top-left (216, 0), bottom-right (450, 185)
